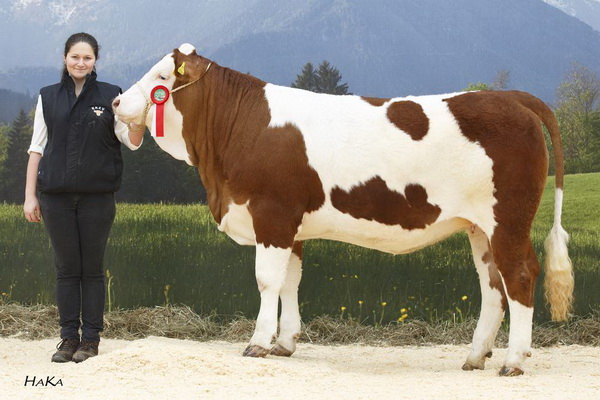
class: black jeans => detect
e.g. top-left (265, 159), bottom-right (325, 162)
top-left (39, 192), bottom-right (116, 342)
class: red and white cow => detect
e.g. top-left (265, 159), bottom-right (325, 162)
top-left (113, 44), bottom-right (573, 376)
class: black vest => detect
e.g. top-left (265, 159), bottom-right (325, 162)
top-left (38, 71), bottom-right (123, 193)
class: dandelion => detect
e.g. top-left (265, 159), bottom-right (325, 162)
top-left (377, 302), bottom-right (387, 326)
top-left (461, 295), bottom-right (468, 301)
top-left (340, 306), bottom-right (347, 319)
top-left (400, 308), bottom-right (407, 313)
top-left (1, 292), bottom-right (6, 296)
top-left (341, 306), bottom-right (347, 311)
top-left (358, 300), bottom-right (363, 305)
top-left (398, 314), bottom-right (409, 322)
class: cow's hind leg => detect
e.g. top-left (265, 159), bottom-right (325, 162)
top-left (463, 225), bottom-right (507, 371)
top-left (494, 234), bottom-right (540, 376)
top-left (244, 244), bottom-right (293, 357)
top-left (271, 241), bottom-right (303, 357)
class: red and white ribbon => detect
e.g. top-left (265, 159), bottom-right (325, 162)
top-left (150, 85), bottom-right (170, 137)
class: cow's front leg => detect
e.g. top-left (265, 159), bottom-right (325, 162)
top-left (243, 244), bottom-right (292, 357)
top-left (271, 241), bottom-right (303, 357)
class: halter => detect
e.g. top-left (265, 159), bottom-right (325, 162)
top-left (135, 62), bottom-right (212, 127)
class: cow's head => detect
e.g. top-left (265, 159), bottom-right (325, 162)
top-left (113, 43), bottom-right (207, 165)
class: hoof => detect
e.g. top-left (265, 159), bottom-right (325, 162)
top-left (462, 362), bottom-right (484, 371)
top-left (243, 345), bottom-right (269, 358)
top-left (270, 344), bottom-right (294, 357)
top-left (499, 366), bottom-right (524, 376)
top-left (486, 351), bottom-right (493, 358)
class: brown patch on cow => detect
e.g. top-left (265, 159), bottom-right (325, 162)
top-left (361, 96), bottom-right (388, 107)
top-left (488, 263), bottom-right (508, 310)
top-left (330, 177), bottom-right (441, 229)
top-left (171, 50), bottom-right (325, 250)
top-left (239, 124), bottom-right (325, 249)
top-left (292, 241), bottom-right (303, 260)
top-left (386, 100), bottom-right (429, 141)
top-left (481, 251), bottom-right (493, 265)
top-left (444, 91), bottom-right (551, 307)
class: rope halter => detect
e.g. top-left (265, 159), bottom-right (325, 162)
top-left (134, 61), bottom-right (212, 127)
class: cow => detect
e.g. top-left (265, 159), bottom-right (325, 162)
top-left (113, 43), bottom-right (573, 376)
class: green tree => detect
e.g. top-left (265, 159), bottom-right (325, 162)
top-left (0, 124), bottom-right (9, 183)
top-left (553, 62), bottom-right (600, 173)
top-left (587, 112), bottom-right (600, 171)
top-left (314, 61), bottom-right (349, 95)
top-left (464, 70), bottom-right (511, 92)
top-left (464, 82), bottom-right (492, 91)
top-left (292, 60), bottom-right (349, 95)
top-left (291, 62), bottom-right (318, 92)
top-left (1, 110), bottom-right (32, 203)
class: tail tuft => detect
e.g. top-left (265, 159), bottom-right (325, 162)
top-left (543, 221), bottom-right (574, 322)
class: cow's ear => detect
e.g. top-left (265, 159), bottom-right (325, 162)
top-left (173, 49), bottom-right (193, 78)
top-left (173, 48), bottom-right (205, 82)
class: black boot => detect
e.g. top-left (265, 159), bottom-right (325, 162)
top-left (51, 338), bottom-right (80, 363)
top-left (72, 341), bottom-right (99, 363)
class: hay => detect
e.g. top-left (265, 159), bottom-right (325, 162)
top-left (0, 303), bottom-right (60, 340)
top-left (1, 303), bottom-right (599, 347)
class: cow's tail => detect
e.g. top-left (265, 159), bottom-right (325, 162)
top-left (516, 91), bottom-right (574, 321)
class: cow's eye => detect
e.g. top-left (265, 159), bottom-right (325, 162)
top-left (159, 74), bottom-right (168, 81)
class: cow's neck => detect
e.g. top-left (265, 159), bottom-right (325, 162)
top-left (178, 63), bottom-right (270, 223)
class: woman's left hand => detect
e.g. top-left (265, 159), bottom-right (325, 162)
top-left (24, 196), bottom-right (42, 223)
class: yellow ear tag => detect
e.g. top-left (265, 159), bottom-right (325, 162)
top-left (177, 62), bottom-right (186, 75)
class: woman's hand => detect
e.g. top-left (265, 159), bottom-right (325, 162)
top-left (24, 152), bottom-right (42, 222)
top-left (128, 122), bottom-right (145, 147)
top-left (24, 196), bottom-right (41, 222)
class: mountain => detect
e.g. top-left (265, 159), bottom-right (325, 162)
top-left (543, 0), bottom-right (600, 31)
top-left (0, 89), bottom-right (35, 124)
top-left (1, 0), bottom-right (600, 110)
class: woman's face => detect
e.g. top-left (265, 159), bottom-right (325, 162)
top-left (64, 41), bottom-right (96, 82)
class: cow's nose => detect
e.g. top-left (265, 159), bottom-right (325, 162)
top-left (112, 97), bottom-right (120, 109)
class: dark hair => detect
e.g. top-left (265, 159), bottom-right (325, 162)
top-left (62, 32), bottom-right (100, 76)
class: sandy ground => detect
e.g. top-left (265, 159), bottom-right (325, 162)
top-left (1, 337), bottom-right (599, 399)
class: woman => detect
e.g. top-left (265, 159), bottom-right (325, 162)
top-left (23, 33), bottom-right (145, 363)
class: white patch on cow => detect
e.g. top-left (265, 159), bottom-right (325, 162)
top-left (115, 53), bottom-right (192, 165)
top-left (178, 43), bottom-right (196, 55)
top-left (553, 188), bottom-right (564, 226)
top-left (152, 96), bottom-right (191, 165)
top-left (503, 298), bottom-right (534, 368)
top-left (250, 244), bottom-right (292, 349)
top-left (544, 188), bottom-right (571, 277)
top-left (277, 251), bottom-right (302, 353)
top-left (304, 215), bottom-right (471, 255)
top-left (467, 287), bottom-right (503, 364)
top-left (218, 201), bottom-right (255, 245)
top-left (264, 84), bottom-right (498, 253)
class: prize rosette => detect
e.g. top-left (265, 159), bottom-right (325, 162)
top-left (150, 85), bottom-right (170, 137)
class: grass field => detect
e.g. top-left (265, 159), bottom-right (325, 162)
top-left (1, 172), bottom-right (599, 324)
